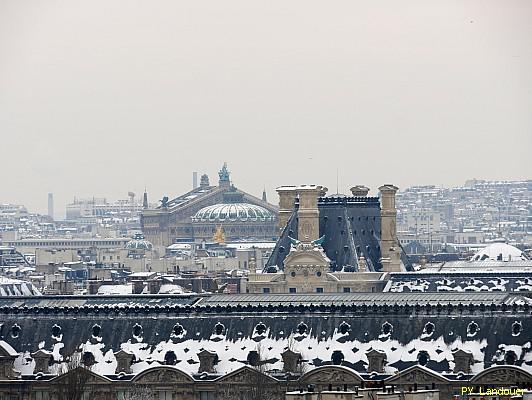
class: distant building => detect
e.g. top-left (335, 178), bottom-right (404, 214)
top-left (65, 197), bottom-right (142, 220)
top-left (3, 238), bottom-right (130, 253)
top-left (141, 163), bottom-right (278, 253)
top-left (0, 276), bottom-right (41, 296)
top-left (248, 184), bottom-right (411, 294)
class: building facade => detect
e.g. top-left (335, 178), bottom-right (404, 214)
top-left (140, 164), bottom-right (278, 253)
top-left (248, 184), bottom-right (410, 294)
top-left (0, 293), bottom-right (530, 399)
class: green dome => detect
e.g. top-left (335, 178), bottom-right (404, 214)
top-left (192, 203), bottom-right (274, 223)
top-left (125, 233), bottom-right (153, 251)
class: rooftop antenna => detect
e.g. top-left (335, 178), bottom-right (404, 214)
top-left (262, 186), bottom-right (267, 203)
top-left (336, 167), bottom-right (339, 194)
top-left (498, 203), bottom-right (503, 238)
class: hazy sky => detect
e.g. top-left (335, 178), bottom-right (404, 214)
top-left (1, 0), bottom-right (531, 217)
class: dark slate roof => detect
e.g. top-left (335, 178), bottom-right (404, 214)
top-left (265, 196), bottom-right (412, 272)
top-left (0, 294), bottom-right (201, 308)
top-left (0, 293), bottom-right (530, 377)
top-left (199, 292), bottom-right (529, 307)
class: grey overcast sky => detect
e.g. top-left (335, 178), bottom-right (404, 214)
top-left (1, 0), bottom-right (531, 217)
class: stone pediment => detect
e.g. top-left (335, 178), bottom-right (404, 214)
top-left (284, 251), bottom-right (329, 267)
top-left (133, 366), bottom-right (194, 384)
top-left (385, 365), bottom-right (449, 385)
top-left (470, 366), bottom-right (532, 385)
top-left (216, 366), bottom-right (278, 385)
top-left (284, 249), bottom-right (330, 268)
top-left (50, 367), bottom-right (112, 384)
top-left (300, 366), bottom-right (363, 385)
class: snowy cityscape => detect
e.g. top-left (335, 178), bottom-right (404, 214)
top-left (1, 0), bottom-right (532, 399)
top-left (0, 169), bottom-right (531, 399)
top-left (1, 175), bottom-right (531, 298)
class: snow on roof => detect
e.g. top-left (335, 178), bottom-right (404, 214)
top-left (158, 284), bottom-right (185, 294)
top-left (167, 243), bottom-right (193, 250)
top-left (97, 283), bottom-right (132, 295)
top-left (228, 242), bottom-right (277, 250)
top-left (0, 340), bottom-right (19, 357)
top-left (0, 276), bottom-right (41, 296)
top-left (129, 272), bottom-right (156, 278)
top-left (471, 242), bottom-right (527, 262)
top-left (2, 292), bottom-right (530, 379)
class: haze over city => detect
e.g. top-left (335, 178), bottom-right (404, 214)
top-left (1, 0), bottom-right (531, 216)
top-left (1, 1), bottom-right (532, 398)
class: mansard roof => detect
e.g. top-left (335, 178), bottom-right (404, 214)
top-left (0, 291), bottom-right (529, 310)
top-left (0, 293), bottom-right (200, 308)
top-left (266, 196), bottom-right (411, 272)
top-left (198, 291), bottom-right (527, 307)
top-left (0, 293), bottom-right (530, 380)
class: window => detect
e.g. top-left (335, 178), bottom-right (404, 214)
top-left (289, 288), bottom-right (296, 293)
top-left (343, 287), bottom-right (351, 293)
top-left (263, 288), bottom-right (270, 293)
top-left (316, 288), bottom-right (324, 293)
top-left (157, 391), bottom-right (173, 400)
top-left (33, 392), bottom-right (50, 400)
top-left (200, 392), bottom-right (216, 400)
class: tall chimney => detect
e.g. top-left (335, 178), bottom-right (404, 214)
top-left (379, 184), bottom-right (401, 272)
top-left (47, 193), bottom-right (54, 220)
top-left (295, 185), bottom-right (327, 243)
top-left (193, 172), bottom-right (198, 189)
top-left (276, 186), bottom-right (297, 233)
top-left (142, 190), bottom-right (149, 209)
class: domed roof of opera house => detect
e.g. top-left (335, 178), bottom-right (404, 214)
top-left (125, 233), bottom-right (153, 251)
top-left (471, 240), bottom-right (528, 262)
top-left (192, 203), bottom-right (274, 223)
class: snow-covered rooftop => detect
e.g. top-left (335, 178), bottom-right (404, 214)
top-left (471, 242), bottom-right (528, 262)
top-left (0, 292), bottom-right (529, 381)
top-left (0, 276), bottom-right (41, 296)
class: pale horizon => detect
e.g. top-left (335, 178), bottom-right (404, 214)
top-left (1, 0), bottom-right (531, 217)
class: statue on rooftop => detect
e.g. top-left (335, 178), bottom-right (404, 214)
top-left (312, 235), bottom-right (326, 246)
top-left (218, 163), bottom-right (230, 187)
